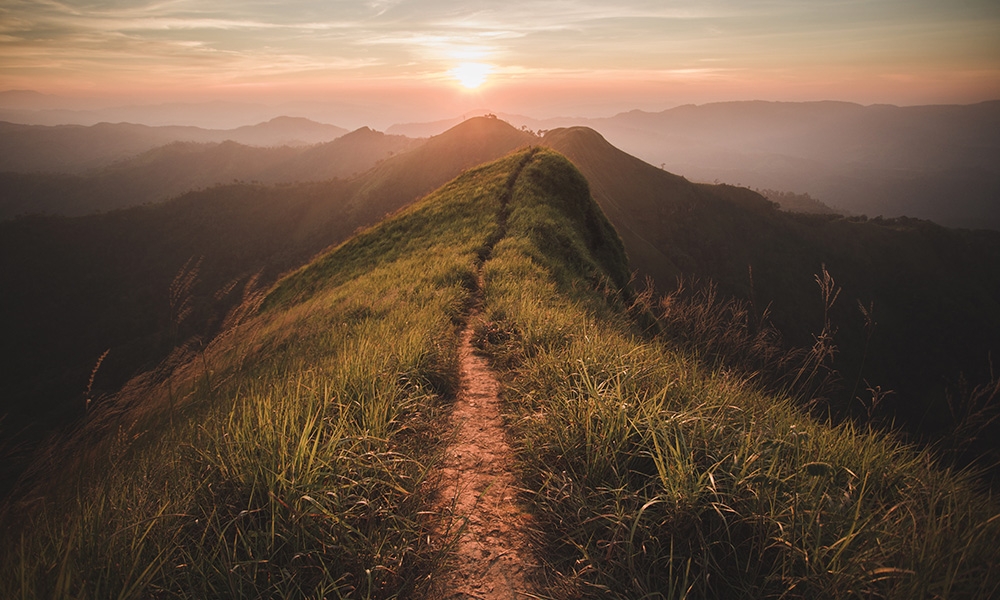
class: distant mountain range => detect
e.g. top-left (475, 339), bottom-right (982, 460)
top-left (395, 101), bottom-right (1000, 230)
top-left (0, 117), bottom-right (349, 174)
top-left (0, 126), bottom-right (417, 217)
top-left (5, 98), bottom-right (998, 228)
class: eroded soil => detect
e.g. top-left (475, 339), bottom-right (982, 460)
top-left (426, 317), bottom-right (540, 599)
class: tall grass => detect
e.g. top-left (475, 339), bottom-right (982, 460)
top-left (0, 152), bottom-right (530, 598)
top-left (5, 146), bottom-right (998, 599)
top-left (475, 151), bottom-right (1000, 598)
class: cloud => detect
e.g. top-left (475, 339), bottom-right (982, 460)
top-left (1, 0), bottom-right (998, 101)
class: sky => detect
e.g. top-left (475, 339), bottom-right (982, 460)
top-left (1, 0), bottom-right (999, 126)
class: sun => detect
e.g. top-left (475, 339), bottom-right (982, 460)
top-left (450, 62), bottom-right (492, 89)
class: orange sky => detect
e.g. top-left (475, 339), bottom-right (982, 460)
top-left (2, 0), bottom-right (998, 125)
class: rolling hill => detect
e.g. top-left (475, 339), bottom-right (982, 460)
top-left (394, 102), bottom-right (1000, 230)
top-left (543, 125), bottom-right (1000, 449)
top-left (0, 116), bottom-right (534, 466)
top-left (0, 127), bottom-right (420, 218)
top-left (582, 101), bottom-right (1000, 230)
top-left (2, 147), bottom-right (997, 599)
top-left (0, 117), bottom-right (349, 174)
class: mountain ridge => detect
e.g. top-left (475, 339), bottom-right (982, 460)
top-left (3, 116), bottom-right (998, 464)
top-left (391, 101), bottom-right (1000, 229)
top-left (542, 123), bottom-right (1000, 447)
top-left (0, 117), bottom-right (536, 448)
top-left (2, 146), bottom-right (997, 598)
top-left (0, 117), bottom-right (349, 174)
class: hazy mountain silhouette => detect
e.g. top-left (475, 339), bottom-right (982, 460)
top-left (222, 116), bottom-right (350, 146)
top-left (587, 101), bottom-right (1000, 229)
top-left (0, 127), bottom-right (420, 218)
top-left (277, 126), bottom-right (422, 181)
top-left (392, 101), bottom-right (1000, 230)
top-left (0, 118), bottom-right (349, 174)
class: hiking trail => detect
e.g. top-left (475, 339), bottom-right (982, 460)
top-left (427, 307), bottom-right (540, 599)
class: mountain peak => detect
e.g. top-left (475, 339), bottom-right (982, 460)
top-left (405, 116), bottom-right (535, 162)
top-left (543, 125), bottom-right (611, 146)
top-left (341, 125), bottom-right (380, 139)
top-left (446, 115), bottom-right (522, 135)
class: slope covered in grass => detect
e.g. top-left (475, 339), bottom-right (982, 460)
top-left (0, 148), bottom-right (533, 599)
top-left (3, 146), bottom-right (998, 599)
top-left (544, 125), bottom-right (1000, 458)
top-left (0, 116), bottom-right (533, 476)
top-left (475, 152), bottom-right (1000, 597)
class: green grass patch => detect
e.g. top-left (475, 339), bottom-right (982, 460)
top-left (0, 151), bottom-right (532, 599)
top-left (476, 151), bottom-right (1000, 599)
top-left (5, 146), bottom-right (997, 599)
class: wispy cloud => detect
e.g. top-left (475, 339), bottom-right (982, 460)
top-left (1, 0), bottom-right (998, 100)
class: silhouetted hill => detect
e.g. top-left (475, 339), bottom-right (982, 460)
top-left (391, 102), bottom-right (1000, 229)
top-left (0, 117), bottom-right (537, 467)
top-left (0, 127), bottom-right (420, 218)
top-left (278, 126), bottom-right (422, 181)
top-left (224, 116), bottom-right (349, 146)
top-left (544, 125), bottom-right (1000, 448)
top-left (589, 100), bottom-right (1000, 229)
top-left (0, 118), bottom-right (348, 174)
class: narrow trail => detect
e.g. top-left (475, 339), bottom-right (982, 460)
top-left (427, 308), bottom-right (540, 599)
top-left (426, 149), bottom-right (541, 598)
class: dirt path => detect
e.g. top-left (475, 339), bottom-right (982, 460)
top-left (427, 312), bottom-right (540, 599)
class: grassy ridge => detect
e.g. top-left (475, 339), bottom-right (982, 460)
top-left (0, 151), bottom-right (526, 598)
top-left (477, 151), bottom-right (1000, 597)
top-left (3, 146), bottom-right (998, 598)
top-left (543, 125), bottom-right (1000, 446)
top-left (0, 116), bottom-right (531, 483)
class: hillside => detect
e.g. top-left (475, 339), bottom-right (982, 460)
top-left (589, 101), bottom-right (1000, 230)
top-left (2, 148), bottom-right (997, 599)
top-left (4, 116), bottom-right (998, 478)
top-left (543, 125), bottom-right (1000, 452)
top-left (0, 117), bottom-right (535, 477)
top-left (0, 127), bottom-right (420, 218)
top-left (0, 117), bottom-right (349, 174)
top-left (392, 102), bottom-right (1000, 229)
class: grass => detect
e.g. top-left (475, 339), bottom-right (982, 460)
top-left (0, 151), bottom-right (530, 599)
top-left (474, 150), bottom-right (1000, 598)
top-left (3, 146), bottom-right (999, 599)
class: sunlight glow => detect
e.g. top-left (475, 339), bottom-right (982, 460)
top-left (450, 62), bottom-right (492, 89)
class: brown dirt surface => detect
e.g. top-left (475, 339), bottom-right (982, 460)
top-left (425, 314), bottom-right (541, 599)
